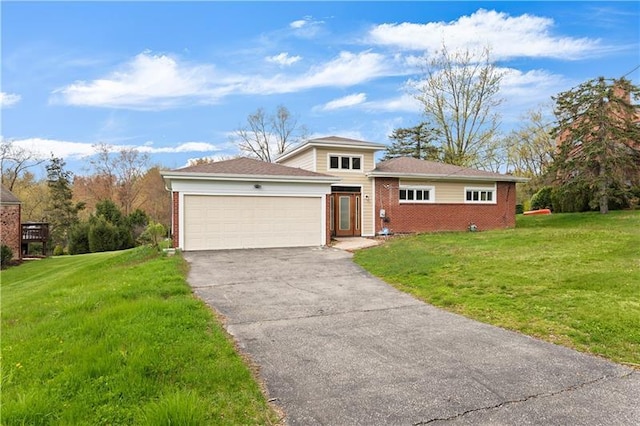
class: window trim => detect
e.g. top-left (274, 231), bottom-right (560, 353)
top-left (464, 186), bottom-right (497, 204)
top-left (327, 153), bottom-right (364, 172)
top-left (399, 186), bottom-right (435, 204)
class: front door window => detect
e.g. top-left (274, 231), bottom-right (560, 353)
top-left (339, 196), bottom-right (351, 230)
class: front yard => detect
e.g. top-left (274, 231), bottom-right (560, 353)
top-left (1, 247), bottom-right (278, 425)
top-left (354, 210), bottom-right (640, 366)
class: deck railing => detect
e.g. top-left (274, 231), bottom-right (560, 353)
top-left (22, 223), bottom-right (49, 242)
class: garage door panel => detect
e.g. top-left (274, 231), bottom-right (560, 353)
top-left (183, 195), bottom-right (322, 250)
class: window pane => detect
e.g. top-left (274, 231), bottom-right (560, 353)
top-left (487, 192), bottom-right (493, 201)
top-left (424, 190), bottom-right (430, 201)
top-left (341, 157), bottom-right (350, 169)
top-left (330, 156), bottom-right (339, 169)
top-left (481, 192), bottom-right (487, 201)
top-left (473, 191), bottom-right (479, 201)
top-left (339, 196), bottom-right (350, 230)
top-left (407, 190), bottom-right (414, 200)
top-left (416, 191), bottom-right (423, 200)
top-left (399, 189), bottom-right (407, 200)
top-left (352, 157), bottom-right (361, 170)
top-left (466, 191), bottom-right (472, 201)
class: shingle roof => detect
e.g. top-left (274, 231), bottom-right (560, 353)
top-left (370, 157), bottom-right (527, 182)
top-left (0, 184), bottom-right (21, 204)
top-left (171, 157), bottom-right (333, 178)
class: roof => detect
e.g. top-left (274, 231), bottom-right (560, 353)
top-left (0, 184), bottom-right (21, 204)
top-left (160, 157), bottom-right (340, 187)
top-left (276, 136), bottom-right (387, 162)
top-left (368, 157), bottom-right (529, 183)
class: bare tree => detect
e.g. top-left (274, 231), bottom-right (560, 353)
top-left (505, 108), bottom-right (555, 179)
top-left (413, 46), bottom-right (504, 168)
top-left (89, 143), bottom-right (150, 215)
top-left (0, 140), bottom-right (45, 191)
top-left (232, 105), bottom-right (307, 162)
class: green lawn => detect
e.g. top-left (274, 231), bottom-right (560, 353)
top-left (354, 211), bottom-right (640, 366)
top-left (1, 248), bottom-right (278, 425)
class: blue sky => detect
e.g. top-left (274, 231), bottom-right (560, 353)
top-left (2, 1), bottom-right (639, 175)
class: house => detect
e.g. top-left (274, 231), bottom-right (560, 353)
top-left (0, 184), bottom-right (22, 261)
top-left (161, 136), bottom-right (527, 251)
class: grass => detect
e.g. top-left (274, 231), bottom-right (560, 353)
top-left (1, 247), bottom-right (278, 425)
top-left (354, 210), bottom-right (640, 366)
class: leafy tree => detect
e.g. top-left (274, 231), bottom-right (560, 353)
top-left (550, 77), bottom-right (640, 213)
top-left (413, 45), bottom-right (504, 168)
top-left (383, 123), bottom-right (441, 161)
top-left (45, 157), bottom-right (85, 249)
top-left (135, 166), bottom-right (171, 227)
top-left (88, 216), bottom-right (118, 253)
top-left (68, 222), bottom-right (91, 255)
top-left (232, 105), bottom-right (307, 162)
top-left (89, 144), bottom-right (149, 215)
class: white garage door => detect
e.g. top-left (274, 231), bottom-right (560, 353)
top-left (183, 195), bottom-right (323, 250)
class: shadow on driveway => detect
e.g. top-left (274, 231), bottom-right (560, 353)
top-left (185, 247), bottom-right (639, 425)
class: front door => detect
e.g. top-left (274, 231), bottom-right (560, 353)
top-left (332, 192), bottom-right (360, 237)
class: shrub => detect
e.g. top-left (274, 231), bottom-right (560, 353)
top-left (68, 222), bottom-right (91, 255)
top-left (515, 204), bottom-right (524, 214)
top-left (89, 217), bottom-right (118, 252)
top-left (53, 245), bottom-right (65, 256)
top-left (140, 222), bottom-right (166, 249)
top-left (530, 186), bottom-right (553, 210)
top-left (1, 245), bottom-right (13, 268)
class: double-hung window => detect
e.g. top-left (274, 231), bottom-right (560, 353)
top-left (399, 186), bottom-right (434, 203)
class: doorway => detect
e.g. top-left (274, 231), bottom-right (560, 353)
top-left (331, 188), bottom-right (361, 237)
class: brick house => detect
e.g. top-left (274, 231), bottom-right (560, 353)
top-left (162, 137), bottom-right (527, 251)
top-left (1, 184), bottom-right (22, 260)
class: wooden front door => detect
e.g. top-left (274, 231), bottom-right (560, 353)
top-left (332, 193), bottom-right (360, 237)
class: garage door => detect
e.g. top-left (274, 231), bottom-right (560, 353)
top-left (183, 195), bottom-right (323, 250)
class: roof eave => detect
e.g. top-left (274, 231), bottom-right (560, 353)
top-left (160, 171), bottom-right (341, 188)
top-left (367, 172), bottom-right (529, 183)
top-left (276, 140), bottom-right (386, 162)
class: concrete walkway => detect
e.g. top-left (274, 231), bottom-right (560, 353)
top-left (185, 247), bottom-right (639, 425)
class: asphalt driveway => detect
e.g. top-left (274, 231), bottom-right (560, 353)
top-left (185, 247), bottom-right (639, 425)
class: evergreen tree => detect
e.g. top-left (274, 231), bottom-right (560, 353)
top-left (45, 157), bottom-right (84, 249)
top-left (383, 123), bottom-right (441, 161)
top-left (550, 77), bottom-right (640, 213)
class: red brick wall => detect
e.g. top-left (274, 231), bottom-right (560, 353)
top-left (374, 178), bottom-right (516, 234)
top-left (325, 194), bottom-right (332, 246)
top-left (0, 204), bottom-right (22, 260)
top-left (172, 192), bottom-right (179, 249)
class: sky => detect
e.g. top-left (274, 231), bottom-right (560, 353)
top-left (1, 1), bottom-right (639, 176)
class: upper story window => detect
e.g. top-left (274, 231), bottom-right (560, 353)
top-left (465, 188), bottom-right (495, 203)
top-left (329, 155), bottom-right (362, 171)
top-left (399, 186), bottom-right (434, 203)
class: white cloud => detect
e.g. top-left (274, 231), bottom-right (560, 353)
top-left (0, 92), bottom-right (22, 107)
top-left (290, 19), bottom-right (307, 29)
top-left (246, 51), bottom-right (399, 94)
top-left (266, 52), bottom-right (302, 67)
top-left (7, 137), bottom-right (223, 161)
top-left (51, 52), bottom-right (233, 110)
top-left (317, 93), bottom-right (367, 111)
top-left (49, 50), bottom-right (408, 109)
top-left (364, 93), bottom-right (422, 113)
top-left (368, 9), bottom-right (601, 60)
top-left (288, 16), bottom-right (325, 38)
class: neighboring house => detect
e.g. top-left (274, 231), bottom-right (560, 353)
top-left (0, 184), bottom-right (22, 260)
top-left (161, 136), bottom-right (527, 251)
